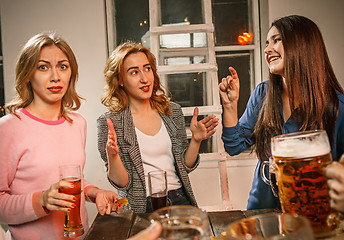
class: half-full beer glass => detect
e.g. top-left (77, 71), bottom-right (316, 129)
top-left (271, 130), bottom-right (342, 237)
top-left (59, 165), bottom-right (84, 238)
top-left (148, 170), bottom-right (168, 212)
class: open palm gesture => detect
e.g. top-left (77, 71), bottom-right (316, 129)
top-left (106, 119), bottom-right (120, 156)
top-left (190, 107), bottom-right (218, 142)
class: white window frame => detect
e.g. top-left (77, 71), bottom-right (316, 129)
top-left (147, 0), bottom-right (262, 160)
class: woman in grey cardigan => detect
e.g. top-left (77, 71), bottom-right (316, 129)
top-left (97, 41), bottom-right (218, 213)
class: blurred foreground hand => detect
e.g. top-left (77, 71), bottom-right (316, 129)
top-left (127, 221), bottom-right (162, 240)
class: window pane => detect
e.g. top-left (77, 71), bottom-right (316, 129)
top-left (163, 56), bottom-right (206, 66)
top-left (216, 51), bottom-right (252, 117)
top-left (160, 0), bottom-right (204, 25)
top-left (164, 72), bottom-right (210, 107)
top-left (114, 0), bottom-right (149, 45)
top-left (212, 0), bottom-right (253, 46)
top-left (160, 32), bottom-right (207, 48)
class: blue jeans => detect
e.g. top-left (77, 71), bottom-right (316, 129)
top-left (146, 187), bottom-right (192, 213)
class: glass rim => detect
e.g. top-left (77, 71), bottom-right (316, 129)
top-left (149, 205), bottom-right (206, 220)
top-left (271, 129), bottom-right (326, 141)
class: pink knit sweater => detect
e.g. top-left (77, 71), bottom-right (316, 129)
top-left (0, 109), bottom-right (93, 239)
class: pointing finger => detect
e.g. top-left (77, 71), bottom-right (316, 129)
top-left (107, 118), bottom-right (115, 132)
top-left (228, 66), bottom-right (238, 78)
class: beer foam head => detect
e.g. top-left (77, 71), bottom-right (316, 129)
top-left (272, 137), bottom-right (330, 158)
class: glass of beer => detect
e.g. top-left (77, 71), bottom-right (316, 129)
top-left (149, 205), bottom-right (212, 239)
top-left (225, 213), bottom-right (314, 240)
top-left (148, 170), bottom-right (168, 211)
top-left (59, 165), bottom-right (84, 238)
top-left (271, 130), bottom-right (342, 238)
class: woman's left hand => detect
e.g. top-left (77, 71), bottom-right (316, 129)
top-left (190, 107), bottom-right (219, 142)
top-left (95, 190), bottom-right (122, 215)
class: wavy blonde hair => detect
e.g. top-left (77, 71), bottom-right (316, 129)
top-left (101, 41), bottom-right (170, 114)
top-left (5, 33), bottom-right (83, 122)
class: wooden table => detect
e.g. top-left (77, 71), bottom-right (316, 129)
top-left (84, 208), bottom-right (281, 239)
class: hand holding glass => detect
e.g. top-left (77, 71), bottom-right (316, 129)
top-left (59, 165), bottom-right (84, 238)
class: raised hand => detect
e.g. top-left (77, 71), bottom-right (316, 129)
top-left (190, 107), bottom-right (219, 142)
top-left (106, 118), bottom-right (120, 156)
top-left (219, 67), bottom-right (240, 105)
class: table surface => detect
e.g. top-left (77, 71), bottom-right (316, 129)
top-left (84, 208), bottom-right (281, 239)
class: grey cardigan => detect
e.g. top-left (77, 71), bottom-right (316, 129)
top-left (97, 102), bottom-right (199, 213)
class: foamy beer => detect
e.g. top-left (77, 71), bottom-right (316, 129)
top-left (271, 130), bottom-right (342, 237)
top-left (59, 165), bottom-right (84, 238)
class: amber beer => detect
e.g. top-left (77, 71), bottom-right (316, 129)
top-left (59, 165), bottom-right (84, 238)
top-left (60, 177), bottom-right (83, 236)
top-left (271, 130), bottom-right (341, 237)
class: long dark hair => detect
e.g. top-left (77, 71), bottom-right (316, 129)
top-left (253, 15), bottom-right (343, 161)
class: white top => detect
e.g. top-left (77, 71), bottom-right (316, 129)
top-left (135, 121), bottom-right (182, 197)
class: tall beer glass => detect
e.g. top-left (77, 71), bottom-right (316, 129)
top-left (59, 165), bottom-right (84, 238)
top-left (271, 130), bottom-right (341, 237)
top-left (148, 170), bottom-right (168, 211)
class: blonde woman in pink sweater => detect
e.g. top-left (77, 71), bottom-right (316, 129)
top-left (0, 33), bottom-right (122, 239)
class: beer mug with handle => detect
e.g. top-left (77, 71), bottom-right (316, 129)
top-left (271, 130), bottom-right (343, 238)
top-left (260, 157), bottom-right (279, 197)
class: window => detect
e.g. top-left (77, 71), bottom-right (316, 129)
top-left (105, 0), bottom-right (263, 158)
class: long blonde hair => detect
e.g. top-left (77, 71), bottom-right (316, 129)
top-left (101, 41), bottom-right (170, 114)
top-left (5, 33), bottom-right (83, 122)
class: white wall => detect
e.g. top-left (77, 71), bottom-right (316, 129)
top-left (1, 0), bottom-right (344, 227)
top-left (268, 0), bottom-right (344, 87)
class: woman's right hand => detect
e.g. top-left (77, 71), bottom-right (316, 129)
top-left (219, 67), bottom-right (240, 105)
top-left (106, 118), bottom-right (120, 156)
top-left (41, 180), bottom-right (77, 212)
top-left (105, 118), bottom-right (129, 187)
